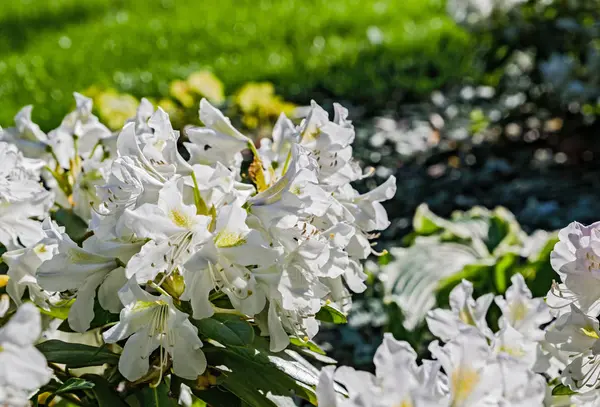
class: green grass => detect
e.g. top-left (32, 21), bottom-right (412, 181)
top-left (0, 0), bottom-right (472, 129)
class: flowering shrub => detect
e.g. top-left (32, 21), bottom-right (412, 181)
top-left (1, 92), bottom-right (599, 407)
top-left (0, 94), bottom-right (395, 406)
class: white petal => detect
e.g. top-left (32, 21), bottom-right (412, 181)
top-left (68, 272), bottom-right (106, 333)
top-left (98, 267), bottom-right (127, 314)
top-left (170, 321), bottom-right (206, 379)
top-left (268, 302), bottom-right (289, 352)
top-left (118, 330), bottom-right (159, 381)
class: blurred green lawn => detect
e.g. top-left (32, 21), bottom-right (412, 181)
top-left (0, 0), bottom-right (471, 129)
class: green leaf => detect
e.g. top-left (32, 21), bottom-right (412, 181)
top-left (203, 335), bottom-right (319, 406)
top-left (37, 340), bottom-right (119, 368)
top-left (289, 336), bottom-right (326, 355)
top-left (54, 378), bottom-right (95, 394)
top-left (413, 204), bottom-right (443, 235)
top-left (52, 208), bottom-right (89, 244)
top-left (493, 254), bottom-right (517, 293)
top-left (192, 387), bottom-right (241, 407)
top-left (315, 304), bottom-right (347, 324)
top-left (193, 314), bottom-right (255, 346)
top-left (552, 384), bottom-right (577, 396)
top-left (83, 375), bottom-right (129, 407)
top-left (135, 382), bottom-right (174, 407)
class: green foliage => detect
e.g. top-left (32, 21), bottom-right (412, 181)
top-left (34, 314), bottom-right (325, 406)
top-left (203, 336), bottom-right (319, 406)
top-left (0, 0), bottom-right (471, 130)
top-left (54, 378), bottom-right (95, 394)
top-left (315, 303), bottom-right (348, 324)
top-left (84, 374), bottom-right (130, 407)
top-left (37, 340), bottom-right (120, 368)
top-left (552, 384), bottom-right (577, 396)
top-left (192, 314), bottom-right (255, 347)
top-left (382, 204), bottom-right (557, 331)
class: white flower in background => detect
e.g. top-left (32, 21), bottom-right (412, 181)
top-left (426, 279), bottom-right (494, 342)
top-left (548, 221), bottom-right (600, 317)
top-left (495, 273), bottom-right (552, 341)
top-left (492, 323), bottom-right (538, 369)
top-left (429, 328), bottom-right (501, 407)
top-left (496, 354), bottom-right (546, 407)
top-left (47, 93), bottom-right (112, 168)
top-left (373, 333), bottom-right (447, 406)
top-left (103, 279), bottom-right (206, 381)
top-left (316, 365), bottom-right (377, 407)
top-left (0, 303), bottom-right (52, 407)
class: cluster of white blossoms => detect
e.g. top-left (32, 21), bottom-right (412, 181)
top-left (11, 91), bottom-right (600, 406)
top-left (317, 275), bottom-right (552, 406)
top-left (0, 94), bottom-right (396, 384)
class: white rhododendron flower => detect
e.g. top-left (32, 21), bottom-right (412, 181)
top-left (426, 279), bottom-right (494, 341)
top-left (318, 274), bottom-right (551, 407)
top-left (495, 273), bottom-right (552, 341)
top-left (0, 303), bottom-right (51, 407)
top-left (103, 279), bottom-right (206, 381)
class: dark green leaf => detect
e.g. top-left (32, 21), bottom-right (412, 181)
top-left (135, 382), bottom-right (174, 407)
top-left (37, 340), bottom-right (119, 368)
top-left (315, 304), bottom-right (347, 324)
top-left (54, 378), bottom-right (95, 394)
top-left (83, 375), bottom-right (129, 407)
top-left (552, 384), bottom-right (577, 396)
top-left (52, 209), bottom-right (89, 244)
top-left (193, 314), bottom-right (254, 346)
top-left (203, 335), bottom-right (318, 406)
top-left (192, 387), bottom-right (241, 407)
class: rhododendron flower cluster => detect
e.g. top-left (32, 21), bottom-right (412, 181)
top-left (0, 94), bottom-right (395, 390)
top-left (5, 92), bottom-right (600, 407)
top-left (317, 276), bottom-right (551, 407)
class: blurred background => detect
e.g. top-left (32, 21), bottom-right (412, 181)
top-left (2, 0), bottom-right (600, 371)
